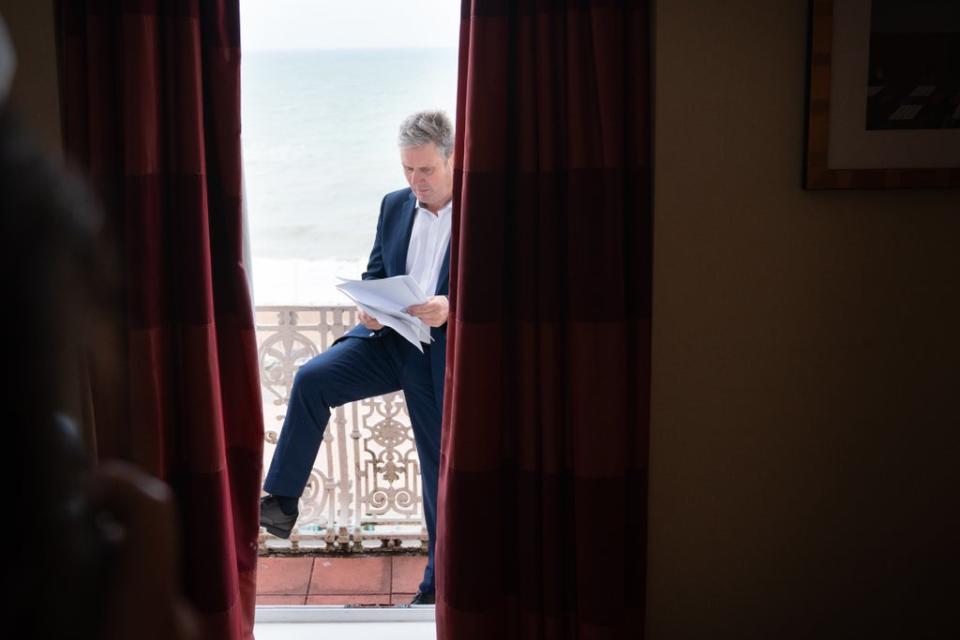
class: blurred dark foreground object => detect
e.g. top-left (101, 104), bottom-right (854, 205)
top-left (0, 106), bottom-right (197, 639)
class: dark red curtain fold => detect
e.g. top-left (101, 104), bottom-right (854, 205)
top-left (56, 2), bottom-right (262, 638)
top-left (439, 1), bottom-right (652, 637)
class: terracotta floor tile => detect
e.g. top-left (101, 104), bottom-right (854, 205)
top-left (305, 594), bottom-right (393, 605)
top-left (256, 595), bottom-right (307, 605)
top-left (391, 592), bottom-right (418, 605)
top-left (309, 556), bottom-right (391, 595)
top-left (256, 557), bottom-right (314, 595)
top-left (391, 555), bottom-right (428, 593)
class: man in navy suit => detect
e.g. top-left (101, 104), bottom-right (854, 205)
top-left (260, 111), bottom-right (453, 605)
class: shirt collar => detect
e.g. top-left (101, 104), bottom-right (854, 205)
top-left (416, 199), bottom-right (453, 218)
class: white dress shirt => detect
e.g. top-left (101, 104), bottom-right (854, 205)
top-left (405, 199), bottom-right (452, 297)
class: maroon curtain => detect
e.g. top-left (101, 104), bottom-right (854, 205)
top-left (438, 1), bottom-right (652, 638)
top-left (57, 2), bottom-right (263, 638)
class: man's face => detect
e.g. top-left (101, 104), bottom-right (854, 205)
top-left (401, 143), bottom-right (453, 211)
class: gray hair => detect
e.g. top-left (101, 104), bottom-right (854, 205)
top-left (398, 110), bottom-right (454, 159)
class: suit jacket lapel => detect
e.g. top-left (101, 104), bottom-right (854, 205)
top-left (394, 191), bottom-right (418, 276)
top-left (435, 239), bottom-right (451, 296)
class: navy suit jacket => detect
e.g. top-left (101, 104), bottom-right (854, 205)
top-left (340, 187), bottom-right (450, 405)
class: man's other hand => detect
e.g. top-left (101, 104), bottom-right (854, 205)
top-left (407, 295), bottom-right (449, 328)
top-left (357, 308), bottom-right (384, 330)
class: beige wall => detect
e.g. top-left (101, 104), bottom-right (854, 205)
top-left (0, 1), bottom-right (61, 154)
top-left (648, 1), bottom-right (959, 637)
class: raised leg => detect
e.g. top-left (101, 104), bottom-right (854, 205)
top-left (264, 336), bottom-right (402, 498)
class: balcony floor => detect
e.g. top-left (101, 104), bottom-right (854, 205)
top-left (256, 554), bottom-right (429, 605)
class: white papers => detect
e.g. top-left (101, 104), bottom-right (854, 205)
top-left (335, 275), bottom-right (433, 351)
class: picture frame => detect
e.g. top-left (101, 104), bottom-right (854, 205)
top-left (803, 0), bottom-right (960, 189)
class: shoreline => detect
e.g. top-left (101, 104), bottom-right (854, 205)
top-left (251, 256), bottom-right (368, 307)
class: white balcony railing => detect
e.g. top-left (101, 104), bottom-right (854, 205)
top-left (256, 306), bottom-right (426, 553)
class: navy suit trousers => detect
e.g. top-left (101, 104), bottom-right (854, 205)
top-left (264, 330), bottom-right (442, 594)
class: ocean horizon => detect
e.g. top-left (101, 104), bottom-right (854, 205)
top-left (241, 47), bottom-right (458, 305)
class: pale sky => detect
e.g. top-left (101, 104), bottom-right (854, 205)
top-left (241, 0), bottom-right (461, 50)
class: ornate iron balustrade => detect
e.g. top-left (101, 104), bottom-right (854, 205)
top-left (256, 306), bottom-right (426, 553)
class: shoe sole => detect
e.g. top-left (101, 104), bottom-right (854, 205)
top-left (263, 524), bottom-right (293, 539)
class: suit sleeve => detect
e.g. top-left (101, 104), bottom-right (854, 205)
top-left (362, 194), bottom-right (388, 281)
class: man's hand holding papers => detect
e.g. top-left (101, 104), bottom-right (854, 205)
top-left (407, 295), bottom-right (449, 328)
top-left (357, 308), bottom-right (383, 331)
top-left (335, 275), bottom-right (438, 352)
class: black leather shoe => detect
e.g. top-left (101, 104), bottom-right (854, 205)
top-left (259, 495), bottom-right (298, 538)
top-left (410, 591), bottom-right (435, 605)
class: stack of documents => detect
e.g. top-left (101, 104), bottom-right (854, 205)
top-left (335, 275), bottom-right (433, 351)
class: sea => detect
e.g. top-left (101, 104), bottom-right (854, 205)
top-left (241, 48), bottom-right (458, 305)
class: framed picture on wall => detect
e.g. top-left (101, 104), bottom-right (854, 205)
top-left (803, 0), bottom-right (960, 189)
